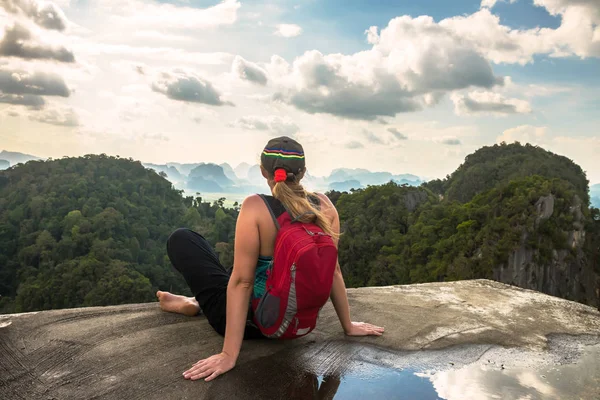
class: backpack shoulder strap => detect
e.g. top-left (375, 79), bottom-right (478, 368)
top-left (308, 193), bottom-right (322, 210)
top-left (259, 194), bottom-right (280, 231)
top-left (290, 193), bottom-right (323, 223)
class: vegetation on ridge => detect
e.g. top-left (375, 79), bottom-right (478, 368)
top-left (336, 176), bottom-right (582, 287)
top-left (0, 155), bottom-right (238, 313)
top-left (424, 142), bottom-right (590, 205)
top-left (0, 143), bottom-right (598, 313)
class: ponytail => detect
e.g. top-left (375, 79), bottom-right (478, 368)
top-left (270, 177), bottom-right (337, 237)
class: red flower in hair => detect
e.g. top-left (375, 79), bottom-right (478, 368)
top-left (274, 168), bottom-right (288, 182)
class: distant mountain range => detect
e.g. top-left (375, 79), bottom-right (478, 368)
top-left (141, 161), bottom-right (426, 196)
top-left (2, 150), bottom-right (599, 205)
top-left (0, 150), bottom-right (41, 170)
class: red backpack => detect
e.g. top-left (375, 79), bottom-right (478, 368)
top-left (251, 195), bottom-right (338, 339)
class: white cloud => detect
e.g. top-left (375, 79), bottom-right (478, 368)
top-left (0, 0), bottom-right (79, 120)
top-left (344, 141), bottom-right (364, 149)
top-left (133, 31), bottom-right (190, 42)
top-left (439, 137), bottom-right (462, 146)
top-left (2, 0), bottom-right (599, 185)
top-left (141, 132), bottom-right (169, 142)
top-left (2, 0), bottom-right (68, 31)
top-left (0, 2), bottom-right (78, 82)
top-left (0, 22), bottom-right (75, 62)
top-left (535, 0), bottom-right (600, 58)
top-left (0, 105), bottom-right (24, 117)
top-left (71, 41), bottom-right (234, 66)
top-left (28, 104), bottom-right (80, 126)
top-left (0, 67), bottom-right (70, 97)
top-left (150, 69), bottom-right (233, 106)
top-left (270, 15), bottom-right (503, 120)
top-left (261, 1), bottom-right (596, 123)
top-left (229, 115), bottom-right (299, 135)
top-left (550, 135), bottom-right (600, 180)
top-left (497, 125), bottom-right (547, 144)
top-left (468, 2), bottom-right (600, 62)
top-left (501, 76), bottom-right (572, 98)
top-left (274, 23), bottom-right (302, 38)
top-left (439, 9), bottom-right (546, 65)
top-left (480, 0), bottom-right (518, 10)
top-left (534, 0), bottom-right (600, 17)
top-left (102, 0), bottom-right (241, 31)
top-left (232, 55), bottom-right (268, 85)
top-left (0, 93), bottom-right (45, 108)
top-left (388, 127), bottom-right (408, 140)
top-left (481, 0), bottom-right (498, 8)
top-left (365, 26), bottom-right (379, 44)
top-left (362, 129), bottom-right (387, 145)
top-left (451, 90), bottom-right (532, 116)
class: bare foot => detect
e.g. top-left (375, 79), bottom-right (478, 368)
top-left (156, 291), bottom-right (201, 317)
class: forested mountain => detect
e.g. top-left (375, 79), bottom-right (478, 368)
top-left (424, 143), bottom-right (590, 204)
top-left (0, 155), bottom-right (238, 313)
top-left (335, 143), bottom-right (599, 307)
top-left (1, 144), bottom-right (598, 314)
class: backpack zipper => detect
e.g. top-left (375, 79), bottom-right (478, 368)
top-left (273, 223), bottom-right (324, 257)
top-left (278, 261), bottom-right (297, 287)
top-left (273, 225), bottom-right (304, 256)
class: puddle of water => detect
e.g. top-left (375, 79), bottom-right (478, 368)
top-left (422, 344), bottom-right (600, 400)
top-left (317, 363), bottom-right (443, 400)
top-left (204, 341), bottom-right (600, 400)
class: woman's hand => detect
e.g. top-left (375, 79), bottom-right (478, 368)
top-left (183, 352), bottom-right (236, 381)
top-left (344, 321), bottom-right (385, 336)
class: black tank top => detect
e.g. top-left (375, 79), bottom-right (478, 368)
top-left (260, 193), bottom-right (321, 219)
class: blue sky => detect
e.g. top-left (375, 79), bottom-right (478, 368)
top-left (0, 0), bottom-right (598, 182)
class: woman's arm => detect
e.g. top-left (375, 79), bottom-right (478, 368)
top-left (329, 261), bottom-right (353, 333)
top-left (183, 195), bottom-right (261, 381)
top-left (222, 196), bottom-right (261, 358)
top-left (319, 193), bottom-right (384, 337)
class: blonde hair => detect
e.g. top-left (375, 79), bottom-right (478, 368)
top-left (268, 171), bottom-right (337, 237)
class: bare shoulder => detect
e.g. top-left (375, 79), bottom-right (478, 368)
top-left (239, 194), bottom-right (265, 213)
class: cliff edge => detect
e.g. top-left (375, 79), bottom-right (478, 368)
top-left (1, 280), bottom-right (599, 400)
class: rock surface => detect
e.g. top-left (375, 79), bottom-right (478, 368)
top-left (1, 280), bottom-right (599, 400)
top-left (494, 194), bottom-right (599, 308)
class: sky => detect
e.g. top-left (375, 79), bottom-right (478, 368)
top-left (0, 0), bottom-right (598, 182)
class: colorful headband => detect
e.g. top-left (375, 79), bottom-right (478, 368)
top-left (262, 148), bottom-right (305, 160)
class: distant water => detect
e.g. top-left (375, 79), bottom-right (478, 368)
top-left (180, 181), bottom-right (328, 207)
top-left (181, 191), bottom-right (249, 206)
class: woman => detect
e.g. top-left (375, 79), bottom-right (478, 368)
top-left (157, 136), bottom-right (384, 382)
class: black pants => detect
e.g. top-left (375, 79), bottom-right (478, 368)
top-left (166, 228), bottom-right (264, 339)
